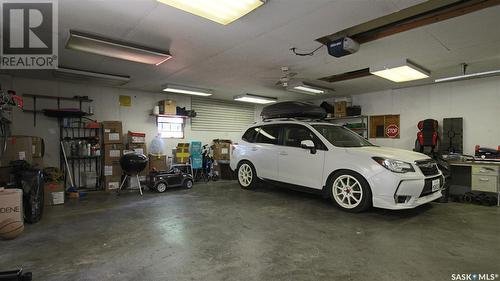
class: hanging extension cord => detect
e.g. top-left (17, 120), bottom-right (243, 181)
top-left (290, 44), bottom-right (325, 56)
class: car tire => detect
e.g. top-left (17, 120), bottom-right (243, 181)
top-left (184, 179), bottom-right (193, 189)
top-left (327, 170), bottom-right (372, 213)
top-left (155, 182), bottom-right (168, 193)
top-left (237, 161), bottom-right (258, 190)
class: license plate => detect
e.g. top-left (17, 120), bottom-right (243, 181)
top-left (431, 179), bottom-right (440, 192)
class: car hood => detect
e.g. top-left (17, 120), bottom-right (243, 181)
top-left (345, 146), bottom-right (430, 163)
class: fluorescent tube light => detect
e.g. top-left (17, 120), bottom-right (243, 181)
top-left (54, 67), bottom-right (130, 86)
top-left (435, 69), bottom-right (500, 83)
top-left (66, 30), bottom-right (172, 65)
top-left (293, 86), bottom-right (325, 94)
top-left (163, 84), bottom-right (213, 96)
top-left (287, 82), bottom-right (328, 96)
top-left (370, 59), bottom-right (430, 82)
top-left (157, 0), bottom-right (265, 25)
top-left (234, 94), bottom-right (276, 104)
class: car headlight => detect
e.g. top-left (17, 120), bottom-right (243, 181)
top-left (372, 157), bottom-right (415, 173)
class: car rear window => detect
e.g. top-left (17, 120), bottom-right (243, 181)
top-left (242, 127), bottom-right (258, 143)
top-left (255, 125), bottom-right (280, 145)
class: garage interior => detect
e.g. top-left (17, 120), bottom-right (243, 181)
top-left (0, 0), bottom-right (500, 280)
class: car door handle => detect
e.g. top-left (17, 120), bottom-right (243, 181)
top-left (251, 147), bottom-right (258, 151)
top-left (279, 151), bottom-right (288, 156)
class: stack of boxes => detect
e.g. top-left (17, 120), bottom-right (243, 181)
top-left (126, 131), bottom-right (148, 182)
top-left (212, 139), bottom-right (233, 180)
top-left (102, 121), bottom-right (123, 192)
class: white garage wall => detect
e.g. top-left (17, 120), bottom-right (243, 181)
top-left (5, 76), bottom-right (245, 167)
top-left (352, 76), bottom-right (500, 154)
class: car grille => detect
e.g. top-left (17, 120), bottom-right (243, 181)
top-left (415, 160), bottom-right (440, 177)
top-left (420, 176), bottom-right (442, 197)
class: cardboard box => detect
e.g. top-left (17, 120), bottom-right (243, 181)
top-left (104, 144), bottom-right (124, 163)
top-left (1, 136), bottom-right (33, 166)
top-left (212, 139), bottom-right (231, 161)
top-left (158, 99), bottom-right (176, 115)
top-left (175, 143), bottom-right (190, 164)
top-left (127, 131), bottom-right (146, 144)
top-left (43, 182), bottom-right (65, 206)
top-left (149, 154), bottom-right (167, 171)
top-left (102, 121), bottom-right (123, 144)
top-left (0, 188), bottom-right (23, 223)
top-left (104, 163), bottom-right (122, 177)
top-left (104, 177), bottom-right (121, 192)
top-left (127, 143), bottom-right (147, 156)
top-left (334, 101), bottom-right (347, 118)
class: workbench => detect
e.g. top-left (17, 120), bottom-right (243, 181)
top-left (448, 161), bottom-right (500, 206)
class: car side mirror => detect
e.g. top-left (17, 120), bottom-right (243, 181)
top-left (300, 140), bottom-right (316, 154)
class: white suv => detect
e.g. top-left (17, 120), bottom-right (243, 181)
top-left (230, 120), bottom-right (444, 212)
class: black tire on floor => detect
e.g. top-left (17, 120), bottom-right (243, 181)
top-left (237, 161), bottom-right (258, 190)
top-left (327, 170), bottom-right (372, 213)
top-left (184, 179), bottom-right (193, 189)
top-left (155, 182), bottom-right (168, 193)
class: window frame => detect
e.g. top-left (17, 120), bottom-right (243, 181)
top-left (157, 116), bottom-right (185, 139)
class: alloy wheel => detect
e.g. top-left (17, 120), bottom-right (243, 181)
top-left (332, 175), bottom-right (363, 209)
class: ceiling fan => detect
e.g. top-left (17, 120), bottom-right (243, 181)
top-left (260, 66), bottom-right (302, 87)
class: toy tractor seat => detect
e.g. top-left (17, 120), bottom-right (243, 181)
top-left (415, 119), bottom-right (439, 153)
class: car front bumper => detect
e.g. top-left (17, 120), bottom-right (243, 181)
top-left (368, 170), bottom-right (444, 210)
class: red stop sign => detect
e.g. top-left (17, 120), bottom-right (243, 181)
top-left (386, 124), bottom-right (399, 138)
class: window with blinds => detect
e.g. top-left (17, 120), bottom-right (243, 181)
top-left (191, 98), bottom-right (255, 132)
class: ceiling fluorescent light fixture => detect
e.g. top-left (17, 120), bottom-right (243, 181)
top-left (234, 94), bottom-right (277, 104)
top-left (370, 59), bottom-right (430, 82)
top-left (54, 67), bottom-right (131, 85)
top-left (287, 83), bottom-right (328, 96)
top-left (66, 30), bottom-right (172, 65)
top-left (435, 69), bottom-right (500, 83)
top-left (156, 0), bottom-right (266, 25)
top-left (163, 84), bottom-right (213, 96)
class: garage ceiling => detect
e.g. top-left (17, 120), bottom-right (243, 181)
top-left (6, 0), bottom-right (500, 100)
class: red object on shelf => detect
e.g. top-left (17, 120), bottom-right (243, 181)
top-left (128, 131), bottom-right (146, 137)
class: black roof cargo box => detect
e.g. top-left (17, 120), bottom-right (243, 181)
top-left (260, 101), bottom-right (327, 120)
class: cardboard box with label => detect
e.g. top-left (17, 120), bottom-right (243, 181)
top-left (149, 154), bottom-right (167, 171)
top-left (212, 139), bottom-right (231, 161)
top-left (0, 188), bottom-right (23, 223)
top-left (104, 144), bottom-right (124, 163)
top-left (127, 131), bottom-right (146, 144)
top-left (104, 177), bottom-right (121, 192)
top-left (104, 163), bottom-right (122, 177)
top-left (102, 121), bottom-right (123, 144)
top-left (43, 182), bottom-right (65, 206)
top-left (1, 136), bottom-right (33, 166)
top-left (334, 101), bottom-right (347, 118)
top-left (158, 99), bottom-right (177, 115)
top-left (127, 143), bottom-right (147, 156)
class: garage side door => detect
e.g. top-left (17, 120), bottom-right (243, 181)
top-left (191, 98), bottom-right (255, 132)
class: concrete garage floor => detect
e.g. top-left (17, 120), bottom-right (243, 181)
top-left (1, 180), bottom-right (499, 281)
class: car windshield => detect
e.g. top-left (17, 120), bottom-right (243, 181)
top-left (312, 124), bottom-right (374, 148)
